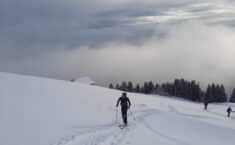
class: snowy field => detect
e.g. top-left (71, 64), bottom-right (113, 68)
top-left (0, 72), bottom-right (235, 145)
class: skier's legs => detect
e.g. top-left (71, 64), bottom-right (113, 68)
top-left (204, 103), bottom-right (207, 110)
top-left (121, 107), bottom-right (128, 125)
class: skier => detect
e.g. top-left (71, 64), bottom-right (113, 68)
top-left (203, 96), bottom-right (209, 110)
top-left (116, 92), bottom-right (131, 126)
top-left (204, 101), bottom-right (208, 110)
top-left (227, 106), bottom-right (232, 117)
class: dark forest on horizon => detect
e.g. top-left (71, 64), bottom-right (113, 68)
top-left (108, 79), bottom-right (235, 103)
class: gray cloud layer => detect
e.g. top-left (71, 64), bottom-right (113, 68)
top-left (1, 0), bottom-right (235, 93)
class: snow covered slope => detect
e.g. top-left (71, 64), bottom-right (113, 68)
top-left (0, 72), bottom-right (235, 145)
top-left (73, 77), bottom-right (96, 85)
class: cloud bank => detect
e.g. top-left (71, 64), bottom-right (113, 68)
top-left (1, 0), bottom-right (235, 93)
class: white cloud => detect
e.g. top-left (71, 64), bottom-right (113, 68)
top-left (1, 0), bottom-right (235, 93)
top-left (3, 22), bottom-right (235, 92)
top-left (127, 2), bottom-right (235, 26)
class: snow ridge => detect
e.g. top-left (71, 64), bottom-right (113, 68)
top-left (1, 72), bottom-right (235, 145)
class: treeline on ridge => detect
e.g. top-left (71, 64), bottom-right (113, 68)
top-left (109, 78), bottom-right (228, 103)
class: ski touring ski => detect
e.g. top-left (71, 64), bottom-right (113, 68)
top-left (118, 124), bottom-right (127, 129)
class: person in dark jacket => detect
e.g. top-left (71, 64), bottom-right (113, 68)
top-left (116, 92), bottom-right (131, 125)
top-left (227, 106), bottom-right (232, 117)
top-left (204, 101), bottom-right (208, 110)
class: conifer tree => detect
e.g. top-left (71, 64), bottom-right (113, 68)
top-left (230, 88), bottom-right (235, 102)
top-left (109, 83), bottom-right (114, 89)
top-left (135, 84), bottom-right (140, 93)
top-left (127, 81), bottom-right (133, 92)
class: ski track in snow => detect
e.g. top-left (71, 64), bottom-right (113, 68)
top-left (167, 105), bottom-right (221, 121)
top-left (53, 105), bottom-right (200, 145)
top-left (53, 103), bottom-right (235, 145)
top-left (53, 106), bottom-right (159, 145)
top-left (140, 120), bottom-right (190, 145)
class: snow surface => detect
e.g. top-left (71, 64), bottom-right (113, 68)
top-left (0, 72), bottom-right (235, 145)
top-left (73, 77), bottom-right (96, 85)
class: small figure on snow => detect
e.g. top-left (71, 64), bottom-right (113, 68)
top-left (116, 92), bottom-right (131, 126)
top-left (204, 100), bottom-right (209, 110)
top-left (227, 106), bottom-right (232, 118)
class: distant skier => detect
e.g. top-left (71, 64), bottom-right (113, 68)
top-left (204, 101), bottom-right (208, 110)
top-left (116, 92), bottom-right (131, 126)
top-left (227, 106), bottom-right (232, 117)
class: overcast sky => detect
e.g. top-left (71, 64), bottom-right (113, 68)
top-left (1, 0), bottom-right (235, 93)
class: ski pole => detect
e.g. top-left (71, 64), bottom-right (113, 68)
top-left (129, 108), bottom-right (137, 121)
top-left (115, 107), bottom-right (118, 123)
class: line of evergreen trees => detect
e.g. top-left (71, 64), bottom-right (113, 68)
top-left (230, 88), bottom-right (235, 103)
top-left (204, 84), bottom-right (227, 103)
top-left (109, 78), bottom-right (228, 103)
